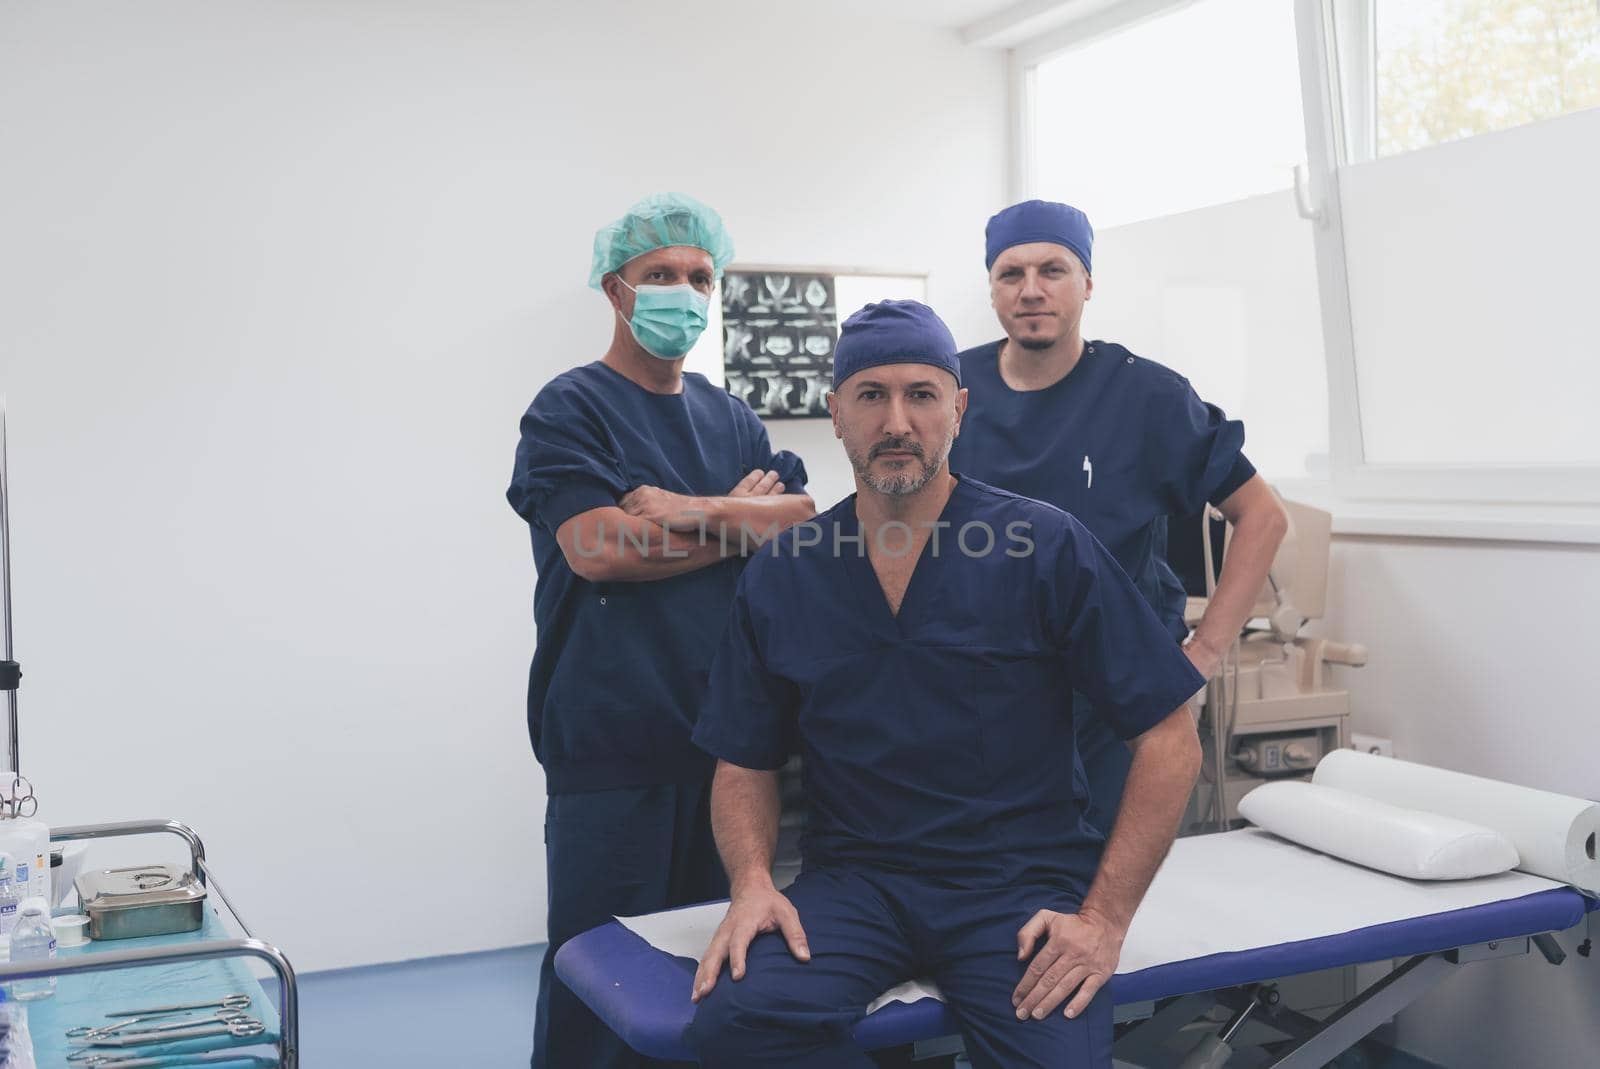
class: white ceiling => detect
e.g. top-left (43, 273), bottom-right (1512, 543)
top-left (820, 0), bottom-right (1024, 31)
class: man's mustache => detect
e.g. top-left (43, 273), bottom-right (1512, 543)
top-left (870, 439), bottom-right (925, 459)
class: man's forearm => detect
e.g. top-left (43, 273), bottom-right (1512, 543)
top-left (697, 493), bottom-right (817, 543)
top-left (559, 508), bottom-right (735, 582)
top-left (601, 493), bottom-right (816, 579)
top-left (561, 497), bottom-right (817, 583)
top-left (595, 522), bottom-right (731, 581)
top-left (1081, 710), bottom-right (1201, 929)
top-left (710, 760), bottom-right (782, 894)
top-left (1190, 480), bottom-right (1288, 667)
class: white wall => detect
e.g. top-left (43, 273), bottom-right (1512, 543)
top-left (1085, 189), bottom-right (1329, 480)
top-left (0, 0), bottom-right (1006, 970)
top-left (1321, 536), bottom-right (1600, 1068)
top-left (1340, 107), bottom-right (1600, 467)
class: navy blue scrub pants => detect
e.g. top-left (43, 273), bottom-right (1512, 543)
top-left (1073, 691), bottom-right (1131, 840)
top-left (688, 867), bottom-right (1113, 1068)
top-left (534, 780), bottom-right (728, 1069)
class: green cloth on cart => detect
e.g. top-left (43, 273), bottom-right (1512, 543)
top-left (21, 905), bottom-right (282, 1068)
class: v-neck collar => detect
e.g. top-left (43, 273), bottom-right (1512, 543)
top-left (840, 477), bottom-right (969, 636)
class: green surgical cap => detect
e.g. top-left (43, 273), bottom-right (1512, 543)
top-left (588, 192), bottom-right (736, 289)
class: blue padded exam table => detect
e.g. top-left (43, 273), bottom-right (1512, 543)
top-left (557, 830), bottom-right (1597, 1067)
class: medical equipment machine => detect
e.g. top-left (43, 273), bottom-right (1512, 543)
top-left (1184, 496), bottom-right (1367, 829)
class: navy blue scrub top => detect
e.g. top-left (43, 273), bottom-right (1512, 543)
top-left (948, 341), bottom-right (1255, 641)
top-left (507, 362), bottom-right (808, 795)
top-left (692, 477), bottom-right (1204, 896)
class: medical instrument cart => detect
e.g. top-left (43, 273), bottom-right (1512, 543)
top-left (0, 405), bottom-right (298, 1067)
top-left (0, 819), bottom-right (299, 1068)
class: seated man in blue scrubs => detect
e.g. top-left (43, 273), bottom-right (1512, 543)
top-left (687, 301), bottom-right (1203, 1068)
top-left (949, 200), bottom-right (1287, 837)
top-left (506, 192), bottom-right (817, 1069)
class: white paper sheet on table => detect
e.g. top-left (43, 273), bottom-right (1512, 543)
top-left (618, 829), bottom-right (1566, 1014)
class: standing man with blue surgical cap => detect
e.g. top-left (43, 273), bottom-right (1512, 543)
top-left (949, 200), bottom-right (1287, 839)
top-left (507, 192), bottom-right (816, 1069)
top-left (688, 301), bottom-right (1202, 1068)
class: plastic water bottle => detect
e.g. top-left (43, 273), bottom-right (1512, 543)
top-left (8, 903), bottom-right (56, 1000)
top-left (0, 853), bottom-right (20, 938)
top-left (0, 805), bottom-right (51, 912)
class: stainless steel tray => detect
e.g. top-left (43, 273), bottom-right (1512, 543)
top-left (76, 864), bottom-right (208, 940)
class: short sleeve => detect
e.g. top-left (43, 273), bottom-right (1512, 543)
top-left (1151, 377), bottom-right (1256, 515)
top-left (1046, 519), bottom-right (1206, 741)
top-left (734, 400), bottom-right (810, 495)
top-left (505, 387), bottom-right (630, 533)
top-left (693, 572), bottom-right (798, 770)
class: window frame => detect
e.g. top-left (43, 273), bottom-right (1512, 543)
top-left (1008, 0), bottom-right (1600, 510)
top-left (1294, 0), bottom-right (1600, 505)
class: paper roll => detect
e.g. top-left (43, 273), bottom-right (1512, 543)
top-left (1314, 750), bottom-right (1600, 893)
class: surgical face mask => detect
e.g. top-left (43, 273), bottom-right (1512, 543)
top-left (615, 280), bottom-right (710, 360)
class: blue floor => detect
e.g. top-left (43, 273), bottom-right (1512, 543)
top-left (298, 943), bottom-right (542, 1069)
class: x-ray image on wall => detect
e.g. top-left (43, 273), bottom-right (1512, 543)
top-left (721, 271), bottom-right (837, 419)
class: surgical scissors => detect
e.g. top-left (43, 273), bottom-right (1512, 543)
top-left (104, 994), bottom-right (251, 1018)
top-left (66, 1054), bottom-right (270, 1069)
top-left (67, 1010), bottom-right (252, 1039)
top-left (67, 1018), bottom-right (265, 1054)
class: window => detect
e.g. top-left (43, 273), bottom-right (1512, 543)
top-left (1308, 0), bottom-right (1600, 492)
top-left (1013, 0), bottom-right (1600, 505)
top-left (1031, 0), bottom-right (1308, 228)
top-left (1022, 0), bottom-right (1329, 481)
top-left (1336, 0), bottom-right (1600, 162)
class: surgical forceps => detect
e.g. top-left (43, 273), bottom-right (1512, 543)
top-left (67, 1010), bottom-right (253, 1039)
top-left (68, 1018), bottom-right (265, 1055)
top-left (104, 994), bottom-right (251, 1018)
top-left (67, 1053), bottom-right (273, 1069)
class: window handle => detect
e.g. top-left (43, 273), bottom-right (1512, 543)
top-left (1293, 163), bottom-right (1323, 224)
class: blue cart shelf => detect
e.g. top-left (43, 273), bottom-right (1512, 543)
top-left (0, 820), bottom-right (298, 1069)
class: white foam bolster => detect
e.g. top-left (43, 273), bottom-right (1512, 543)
top-left (1312, 750), bottom-right (1600, 891)
top-left (1238, 781), bottom-right (1519, 880)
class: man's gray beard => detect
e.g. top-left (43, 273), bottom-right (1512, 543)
top-left (851, 436), bottom-right (954, 497)
top-left (863, 463), bottom-right (936, 496)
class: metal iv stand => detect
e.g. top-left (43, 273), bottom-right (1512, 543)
top-left (0, 399), bottom-right (301, 1067)
top-left (0, 401), bottom-right (20, 779)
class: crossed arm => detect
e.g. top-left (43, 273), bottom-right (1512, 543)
top-left (556, 468), bottom-right (817, 583)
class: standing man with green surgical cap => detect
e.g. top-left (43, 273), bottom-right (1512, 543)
top-left (507, 192), bottom-right (815, 1068)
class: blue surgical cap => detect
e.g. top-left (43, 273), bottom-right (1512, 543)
top-left (831, 300), bottom-right (961, 390)
top-left (984, 199), bottom-right (1094, 275)
top-left (588, 192), bottom-right (736, 289)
